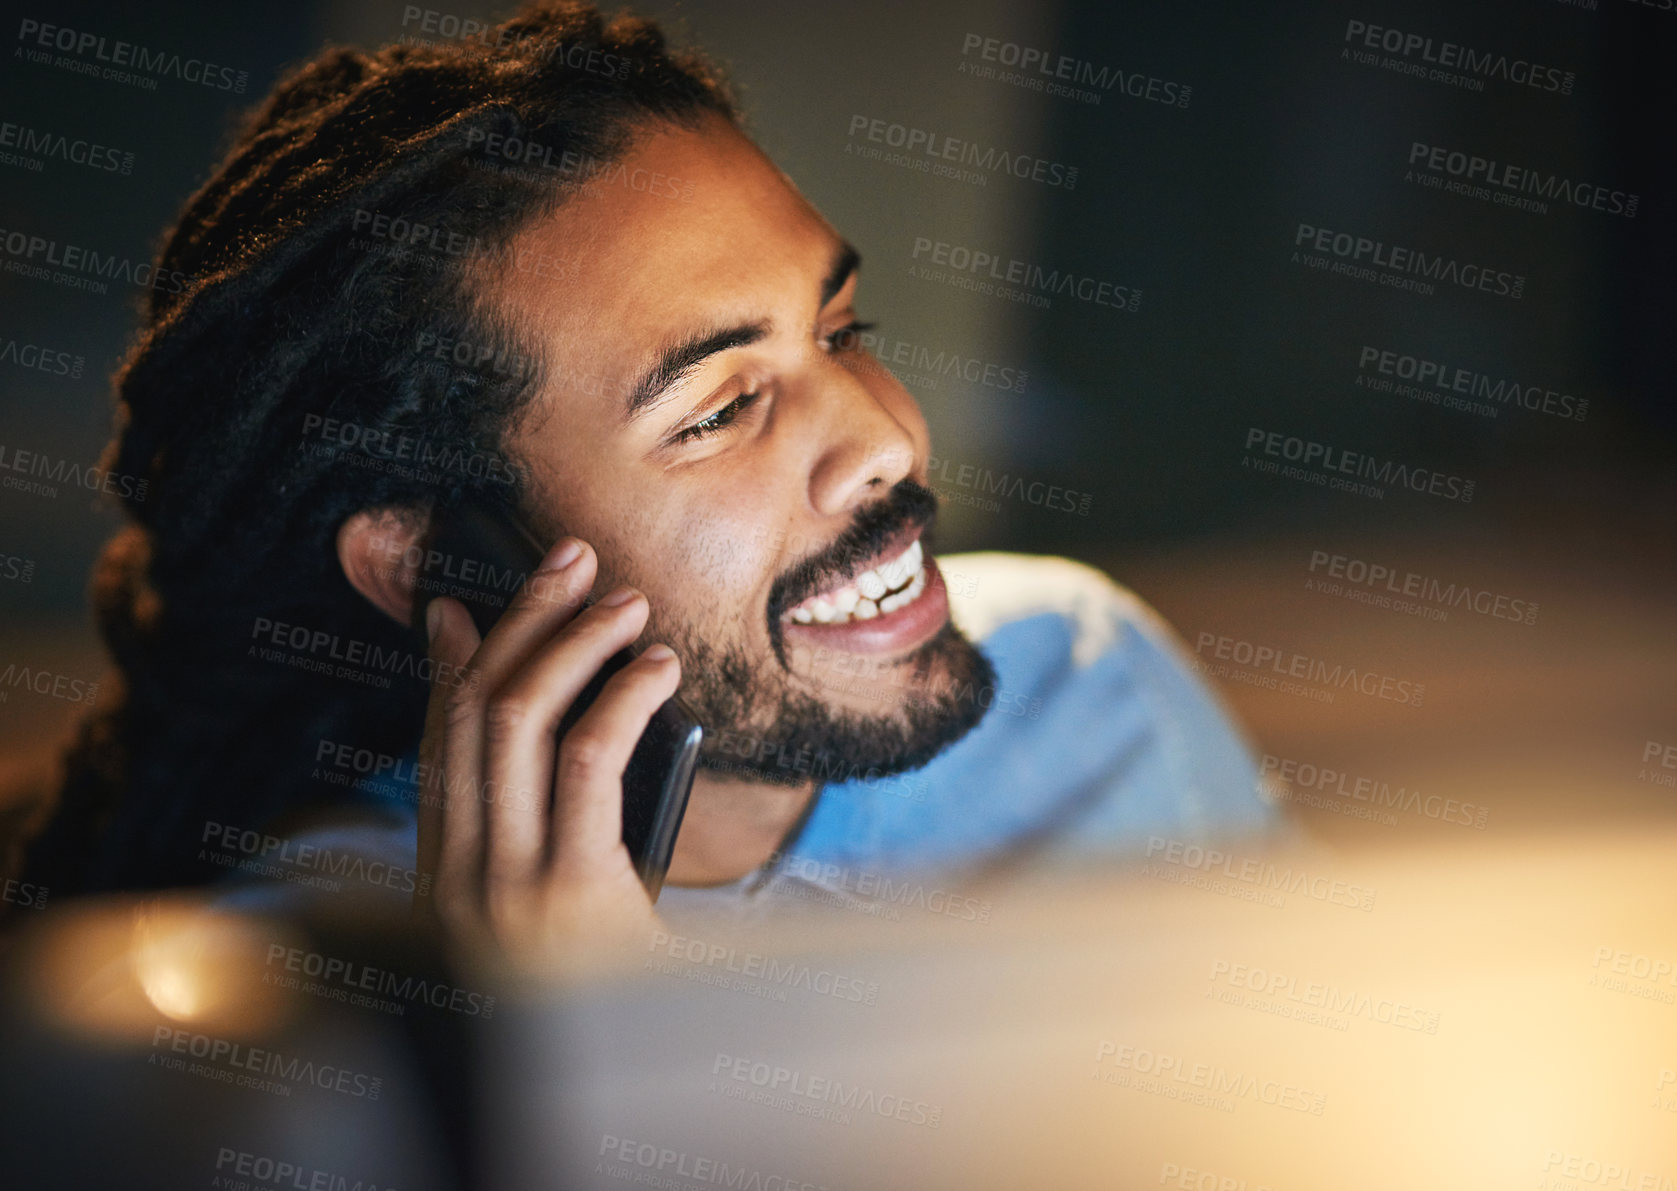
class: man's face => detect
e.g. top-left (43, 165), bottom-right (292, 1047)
top-left (484, 113), bottom-right (994, 780)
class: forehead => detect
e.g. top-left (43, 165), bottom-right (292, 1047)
top-left (490, 115), bottom-right (839, 388)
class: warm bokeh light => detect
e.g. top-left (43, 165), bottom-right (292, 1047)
top-left (25, 895), bottom-right (295, 1041)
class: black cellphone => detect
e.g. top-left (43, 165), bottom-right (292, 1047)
top-left (412, 496), bottom-right (702, 900)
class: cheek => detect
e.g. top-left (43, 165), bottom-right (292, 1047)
top-left (611, 506), bottom-right (775, 644)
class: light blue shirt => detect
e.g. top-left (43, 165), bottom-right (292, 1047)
top-left (219, 553), bottom-right (1282, 924)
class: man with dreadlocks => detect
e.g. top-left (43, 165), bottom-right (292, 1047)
top-left (22, 2), bottom-right (1278, 961)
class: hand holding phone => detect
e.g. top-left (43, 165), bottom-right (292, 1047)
top-left (411, 527), bottom-right (694, 967)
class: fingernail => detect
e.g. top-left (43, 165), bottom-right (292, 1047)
top-left (599, 586), bottom-right (640, 607)
top-left (425, 599), bottom-right (443, 643)
top-left (540, 537), bottom-right (584, 572)
top-left (642, 643), bottom-right (675, 662)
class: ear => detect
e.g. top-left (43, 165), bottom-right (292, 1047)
top-left (337, 507), bottom-right (430, 628)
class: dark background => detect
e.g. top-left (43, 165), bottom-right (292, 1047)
top-left (2, 0), bottom-right (1673, 839)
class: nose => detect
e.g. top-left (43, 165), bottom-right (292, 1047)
top-left (803, 360), bottom-right (921, 519)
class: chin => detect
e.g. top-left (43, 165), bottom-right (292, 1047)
top-left (686, 621), bottom-right (998, 786)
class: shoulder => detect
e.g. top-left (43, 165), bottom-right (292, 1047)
top-left (938, 550), bottom-right (1260, 805)
top-left (800, 552), bottom-right (1277, 870)
top-left (940, 550), bottom-right (1189, 669)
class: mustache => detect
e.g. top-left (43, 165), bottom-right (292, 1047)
top-left (765, 479), bottom-right (939, 628)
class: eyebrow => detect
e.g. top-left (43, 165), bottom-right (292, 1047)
top-left (623, 241), bottom-right (863, 424)
top-left (821, 242), bottom-right (861, 308)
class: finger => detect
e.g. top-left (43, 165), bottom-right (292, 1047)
top-left (439, 536), bottom-right (589, 896)
top-left (464, 536), bottom-right (594, 687)
top-left (417, 596), bottom-right (483, 918)
top-left (482, 588), bottom-right (651, 885)
top-left (548, 643), bottom-right (682, 877)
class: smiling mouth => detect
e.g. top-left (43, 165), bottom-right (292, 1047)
top-left (781, 535), bottom-right (929, 626)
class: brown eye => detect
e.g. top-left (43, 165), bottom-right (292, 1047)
top-left (674, 389), bottom-right (761, 444)
top-left (821, 319), bottom-right (876, 353)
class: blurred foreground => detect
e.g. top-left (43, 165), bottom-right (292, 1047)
top-left (1, 822), bottom-right (1673, 1190)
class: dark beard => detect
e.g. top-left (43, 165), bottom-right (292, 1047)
top-left (672, 619), bottom-right (998, 787)
top-left (658, 478), bottom-right (997, 787)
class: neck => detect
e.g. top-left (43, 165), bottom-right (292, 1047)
top-left (664, 769), bottom-right (816, 887)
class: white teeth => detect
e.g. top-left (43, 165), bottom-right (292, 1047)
top-left (784, 537), bottom-right (931, 626)
top-left (877, 564), bottom-right (928, 615)
top-left (876, 551), bottom-right (913, 591)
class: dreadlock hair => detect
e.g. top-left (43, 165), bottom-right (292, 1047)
top-left (21, 1), bottom-right (736, 896)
